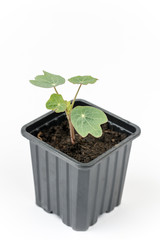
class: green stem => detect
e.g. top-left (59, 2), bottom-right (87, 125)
top-left (66, 113), bottom-right (75, 144)
top-left (66, 84), bottom-right (82, 144)
top-left (71, 84), bottom-right (82, 109)
top-left (54, 86), bottom-right (59, 94)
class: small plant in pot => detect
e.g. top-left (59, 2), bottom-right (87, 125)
top-left (21, 71), bottom-right (141, 231)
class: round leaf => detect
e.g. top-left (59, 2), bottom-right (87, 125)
top-left (71, 106), bottom-right (108, 137)
top-left (30, 71), bottom-right (65, 88)
top-left (46, 94), bottom-right (67, 113)
top-left (68, 76), bottom-right (98, 85)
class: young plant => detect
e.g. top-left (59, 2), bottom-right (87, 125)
top-left (30, 71), bottom-right (108, 144)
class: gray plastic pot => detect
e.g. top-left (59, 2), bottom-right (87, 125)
top-left (21, 99), bottom-right (140, 231)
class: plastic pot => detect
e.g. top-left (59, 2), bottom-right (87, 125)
top-left (21, 99), bottom-right (140, 231)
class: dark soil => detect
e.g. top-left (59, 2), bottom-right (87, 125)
top-left (37, 119), bottom-right (128, 163)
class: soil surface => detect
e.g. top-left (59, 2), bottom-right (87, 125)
top-left (37, 119), bottom-right (128, 163)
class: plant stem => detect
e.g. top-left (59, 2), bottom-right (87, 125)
top-left (54, 86), bottom-right (59, 94)
top-left (71, 84), bottom-right (82, 109)
top-left (66, 113), bottom-right (75, 144)
top-left (66, 84), bottom-right (82, 144)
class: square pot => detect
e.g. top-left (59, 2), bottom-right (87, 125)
top-left (21, 99), bottom-right (140, 231)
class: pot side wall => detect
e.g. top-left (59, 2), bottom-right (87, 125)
top-left (29, 140), bottom-right (132, 231)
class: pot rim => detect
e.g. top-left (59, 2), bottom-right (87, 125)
top-left (21, 99), bottom-right (141, 168)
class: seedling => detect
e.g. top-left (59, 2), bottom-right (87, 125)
top-left (30, 71), bottom-right (108, 144)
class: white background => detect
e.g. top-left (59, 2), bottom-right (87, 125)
top-left (0, 0), bottom-right (160, 239)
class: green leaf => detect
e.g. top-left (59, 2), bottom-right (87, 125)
top-left (30, 71), bottom-right (65, 88)
top-left (68, 76), bottom-right (98, 85)
top-left (46, 94), bottom-right (67, 113)
top-left (71, 106), bottom-right (108, 138)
